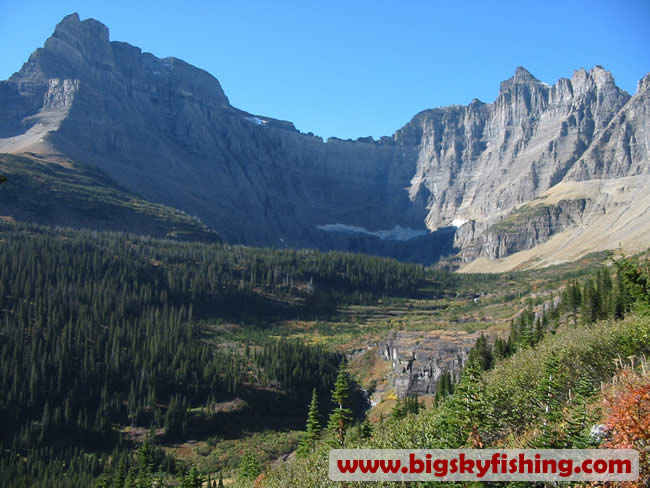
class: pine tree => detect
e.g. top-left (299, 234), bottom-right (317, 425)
top-left (238, 452), bottom-right (261, 480)
top-left (432, 360), bottom-right (487, 448)
top-left (40, 401), bottom-right (51, 442)
top-left (114, 459), bottom-right (127, 488)
top-left (135, 440), bottom-right (153, 488)
top-left (327, 361), bottom-right (352, 446)
top-left (468, 334), bottom-right (493, 371)
top-left (581, 279), bottom-right (600, 325)
top-left (94, 474), bottom-right (111, 488)
top-left (534, 352), bottom-right (565, 448)
top-left (297, 388), bottom-right (321, 457)
top-left (400, 395), bottom-right (421, 416)
top-left (391, 398), bottom-right (405, 421)
top-left (455, 360), bottom-right (488, 445)
top-left (123, 468), bottom-right (136, 488)
top-left (566, 376), bottom-right (599, 448)
top-left (359, 420), bottom-right (373, 440)
top-left (179, 465), bottom-right (204, 488)
top-left (567, 280), bottom-right (582, 326)
top-left (493, 337), bottom-right (508, 360)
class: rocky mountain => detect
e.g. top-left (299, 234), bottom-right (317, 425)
top-left (1, 13), bottom-right (648, 268)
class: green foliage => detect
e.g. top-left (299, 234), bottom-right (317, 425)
top-left (359, 420), bottom-right (373, 440)
top-left (567, 279), bottom-right (582, 325)
top-left (327, 362), bottom-right (352, 446)
top-left (297, 389), bottom-right (321, 457)
top-left (533, 351), bottom-right (565, 448)
top-left (612, 254), bottom-right (650, 315)
top-left (179, 465), bottom-right (204, 488)
top-left (263, 312), bottom-right (650, 486)
top-left (195, 429), bottom-right (300, 477)
top-left (492, 336), bottom-right (511, 360)
top-left (238, 451), bottom-right (261, 480)
top-left (1, 221), bottom-right (413, 485)
top-left (252, 340), bottom-right (340, 400)
top-left (467, 333), bottom-right (493, 371)
top-left (565, 376), bottom-right (599, 448)
top-left (435, 370), bottom-right (454, 403)
top-left (391, 395), bottom-right (421, 421)
top-left (0, 153), bottom-right (218, 241)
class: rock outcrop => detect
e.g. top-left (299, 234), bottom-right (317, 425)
top-left (381, 330), bottom-right (481, 397)
top-left (1, 14), bottom-right (648, 265)
top-left (456, 198), bottom-right (589, 261)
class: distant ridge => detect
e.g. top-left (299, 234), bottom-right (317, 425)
top-left (1, 14), bottom-right (648, 268)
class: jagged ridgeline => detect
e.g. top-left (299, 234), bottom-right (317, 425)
top-left (2, 13), bottom-right (648, 266)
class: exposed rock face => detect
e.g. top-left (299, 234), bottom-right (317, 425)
top-left (1, 14), bottom-right (648, 263)
top-left (401, 66), bottom-right (637, 228)
top-left (0, 14), bottom-right (429, 255)
top-left (381, 330), bottom-right (481, 397)
top-left (456, 198), bottom-right (589, 261)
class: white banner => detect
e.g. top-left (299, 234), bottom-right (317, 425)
top-left (329, 449), bottom-right (639, 482)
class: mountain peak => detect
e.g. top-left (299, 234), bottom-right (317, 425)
top-left (637, 73), bottom-right (650, 94)
top-left (499, 66), bottom-right (542, 92)
top-left (56, 12), bottom-right (82, 28)
top-left (54, 13), bottom-right (109, 43)
top-left (589, 65), bottom-right (615, 88)
top-left (44, 13), bottom-right (111, 64)
top-left (514, 66), bottom-right (538, 81)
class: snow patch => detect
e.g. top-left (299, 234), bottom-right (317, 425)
top-left (316, 223), bottom-right (428, 241)
top-left (245, 116), bottom-right (266, 125)
top-left (451, 218), bottom-right (468, 228)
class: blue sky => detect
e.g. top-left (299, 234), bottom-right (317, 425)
top-left (1, 0), bottom-right (648, 139)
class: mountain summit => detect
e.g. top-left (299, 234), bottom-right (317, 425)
top-left (1, 14), bottom-right (648, 269)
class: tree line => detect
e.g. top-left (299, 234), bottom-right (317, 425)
top-left (0, 221), bottom-right (426, 486)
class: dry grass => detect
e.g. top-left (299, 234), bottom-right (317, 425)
top-left (461, 175), bottom-right (650, 273)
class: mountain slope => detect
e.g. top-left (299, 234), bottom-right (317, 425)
top-left (1, 13), bottom-right (648, 266)
top-left (0, 153), bottom-right (220, 240)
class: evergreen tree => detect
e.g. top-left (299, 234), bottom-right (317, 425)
top-left (534, 352), bottom-right (565, 448)
top-left (180, 465), bottom-right (204, 488)
top-left (581, 279), bottom-right (599, 325)
top-left (468, 334), bottom-right (493, 371)
top-left (566, 376), bottom-right (599, 448)
top-left (327, 362), bottom-right (352, 446)
top-left (94, 473), bottom-right (110, 488)
top-left (455, 361), bottom-right (489, 446)
top-left (114, 459), bottom-right (127, 488)
top-left (123, 468), bottom-right (136, 488)
top-left (135, 440), bottom-right (154, 488)
top-left (493, 337), bottom-right (508, 360)
top-left (391, 398), bottom-right (405, 421)
top-left (567, 280), bottom-right (582, 326)
top-left (297, 389), bottom-right (321, 457)
top-left (359, 420), bottom-right (373, 440)
top-left (238, 452), bottom-right (261, 480)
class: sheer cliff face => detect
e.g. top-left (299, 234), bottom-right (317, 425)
top-left (1, 14), bottom-right (648, 264)
top-left (397, 66), bottom-right (641, 231)
top-left (0, 14), bottom-right (428, 248)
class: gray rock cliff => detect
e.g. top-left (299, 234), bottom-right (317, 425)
top-left (381, 330), bottom-right (480, 397)
top-left (1, 14), bottom-right (648, 264)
